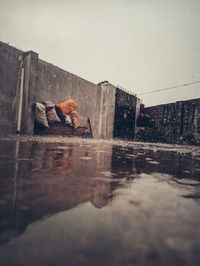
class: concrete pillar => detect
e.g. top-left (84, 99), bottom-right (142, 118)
top-left (134, 97), bottom-right (141, 140)
top-left (98, 82), bottom-right (116, 139)
top-left (20, 51), bottom-right (38, 134)
top-left (194, 106), bottom-right (200, 143)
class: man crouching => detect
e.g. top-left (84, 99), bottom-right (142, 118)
top-left (55, 99), bottom-right (80, 129)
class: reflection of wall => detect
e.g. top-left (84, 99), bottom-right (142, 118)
top-left (0, 141), bottom-right (115, 242)
top-left (111, 146), bottom-right (134, 177)
top-left (110, 145), bottom-right (200, 181)
top-left (0, 141), bottom-right (200, 244)
top-left (133, 149), bottom-right (200, 180)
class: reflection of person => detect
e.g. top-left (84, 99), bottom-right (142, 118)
top-left (55, 99), bottom-right (80, 128)
top-left (52, 145), bottom-right (78, 175)
top-left (91, 180), bottom-right (112, 209)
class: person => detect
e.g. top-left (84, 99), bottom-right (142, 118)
top-left (55, 99), bottom-right (80, 128)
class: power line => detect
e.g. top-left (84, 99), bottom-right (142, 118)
top-left (138, 80), bottom-right (200, 96)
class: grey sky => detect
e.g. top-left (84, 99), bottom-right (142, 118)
top-left (0, 0), bottom-right (200, 106)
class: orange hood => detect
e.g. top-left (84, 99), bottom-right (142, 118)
top-left (55, 99), bottom-right (77, 115)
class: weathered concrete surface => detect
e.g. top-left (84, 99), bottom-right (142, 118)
top-left (20, 51), bottom-right (38, 134)
top-left (0, 42), bottom-right (23, 135)
top-left (20, 54), bottom-right (117, 139)
top-left (97, 82), bottom-right (116, 139)
top-left (181, 98), bottom-right (200, 143)
top-left (0, 136), bottom-right (200, 266)
top-left (30, 59), bottom-right (109, 138)
top-left (114, 88), bottom-right (138, 139)
top-left (139, 98), bottom-right (200, 145)
top-left (1, 41), bottom-right (139, 139)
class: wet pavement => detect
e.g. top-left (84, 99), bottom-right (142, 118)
top-left (0, 136), bottom-right (200, 266)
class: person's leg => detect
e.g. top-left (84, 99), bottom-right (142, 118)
top-left (55, 107), bottom-right (66, 124)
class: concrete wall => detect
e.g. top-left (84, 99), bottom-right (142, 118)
top-left (181, 98), bottom-right (200, 143)
top-left (97, 82), bottom-right (116, 139)
top-left (32, 59), bottom-right (116, 138)
top-left (0, 42), bottom-right (117, 138)
top-left (0, 42), bottom-right (23, 135)
top-left (113, 88), bottom-right (138, 140)
top-left (25, 55), bottom-right (116, 138)
top-left (144, 98), bottom-right (200, 144)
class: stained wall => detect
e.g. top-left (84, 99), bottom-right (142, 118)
top-left (0, 42), bottom-right (118, 138)
top-left (144, 99), bottom-right (200, 144)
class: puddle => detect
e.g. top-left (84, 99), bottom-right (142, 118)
top-left (0, 138), bottom-right (200, 266)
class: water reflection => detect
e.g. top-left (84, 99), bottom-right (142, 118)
top-left (0, 140), bottom-right (200, 265)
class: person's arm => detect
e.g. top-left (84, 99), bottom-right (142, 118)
top-left (69, 110), bottom-right (80, 128)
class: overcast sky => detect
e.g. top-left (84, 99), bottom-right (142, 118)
top-left (0, 0), bottom-right (200, 106)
